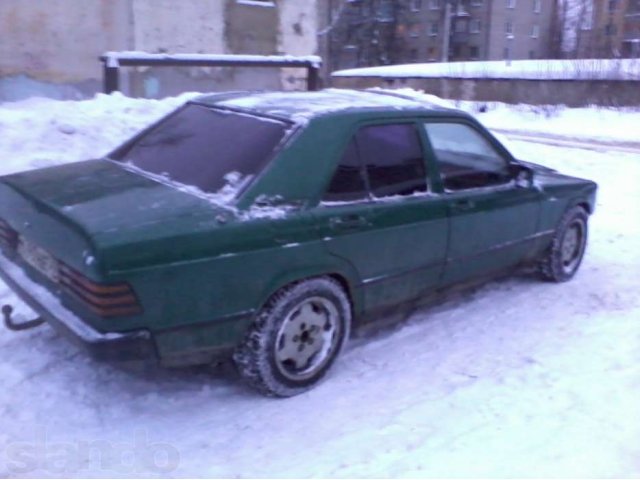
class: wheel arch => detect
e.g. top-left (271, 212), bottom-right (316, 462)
top-left (575, 201), bottom-right (592, 215)
top-left (256, 263), bottom-right (363, 322)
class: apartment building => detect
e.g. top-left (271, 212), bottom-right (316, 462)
top-left (326, 0), bottom-right (556, 70)
top-left (407, 0), bottom-right (554, 61)
top-left (622, 0), bottom-right (640, 56)
top-left (570, 0), bottom-right (629, 57)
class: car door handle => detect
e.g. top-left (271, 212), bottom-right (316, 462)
top-left (451, 199), bottom-right (476, 212)
top-left (329, 215), bottom-right (369, 230)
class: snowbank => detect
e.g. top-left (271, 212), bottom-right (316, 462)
top-left (376, 87), bottom-right (640, 145)
top-left (0, 92), bottom-right (198, 176)
top-left (1, 90), bottom-right (637, 181)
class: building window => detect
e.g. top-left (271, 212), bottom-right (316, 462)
top-left (506, 0), bottom-right (516, 8)
top-left (429, 22), bottom-right (439, 36)
top-left (471, 0), bottom-right (483, 5)
top-left (409, 24), bottom-right (421, 37)
top-left (533, 0), bottom-right (541, 12)
top-left (531, 24), bottom-right (539, 38)
top-left (470, 45), bottom-right (480, 59)
top-left (470, 19), bottom-right (482, 33)
top-left (529, 50), bottom-right (536, 59)
top-left (504, 46), bottom-right (511, 59)
top-left (429, 0), bottom-right (441, 9)
top-left (605, 23), bottom-right (617, 35)
top-left (456, 19), bottom-right (468, 32)
top-left (505, 21), bottom-right (514, 37)
top-left (411, 0), bottom-right (422, 11)
top-left (608, 0), bottom-right (616, 12)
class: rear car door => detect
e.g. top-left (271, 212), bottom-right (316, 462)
top-left (422, 121), bottom-right (542, 285)
top-left (313, 122), bottom-right (449, 313)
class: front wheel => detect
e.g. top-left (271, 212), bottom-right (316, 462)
top-left (539, 206), bottom-right (589, 282)
top-left (233, 277), bottom-right (351, 397)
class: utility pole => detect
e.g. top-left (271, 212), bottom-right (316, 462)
top-left (441, 0), bottom-right (453, 62)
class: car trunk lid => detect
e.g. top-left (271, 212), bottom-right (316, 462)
top-left (0, 159), bottom-right (236, 274)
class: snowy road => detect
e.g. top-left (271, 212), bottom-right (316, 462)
top-left (0, 96), bottom-right (639, 477)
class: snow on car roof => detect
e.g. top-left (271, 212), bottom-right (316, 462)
top-left (193, 89), bottom-right (451, 123)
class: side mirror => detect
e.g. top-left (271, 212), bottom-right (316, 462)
top-left (509, 163), bottom-right (534, 188)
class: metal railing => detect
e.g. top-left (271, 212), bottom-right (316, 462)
top-left (99, 52), bottom-right (323, 94)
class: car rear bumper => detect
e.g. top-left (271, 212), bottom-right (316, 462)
top-left (0, 252), bottom-right (156, 362)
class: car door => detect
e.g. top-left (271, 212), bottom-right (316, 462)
top-left (422, 120), bottom-right (542, 285)
top-left (313, 122), bottom-right (449, 314)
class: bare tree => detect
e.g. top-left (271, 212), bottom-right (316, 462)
top-left (325, 0), bottom-right (411, 70)
top-left (554, 0), bottom-right (595, 58)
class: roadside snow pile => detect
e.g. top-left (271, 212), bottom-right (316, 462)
top-left (384, 87), bottom-right (640, 145)
top-left (0, 92), bottom-right (198, 176)
top-left (458, 100), bottom-right (640, 145)
top-left (1, 91), bottom-right (638, 179)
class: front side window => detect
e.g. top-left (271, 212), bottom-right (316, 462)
top-left (357, 124), bottom-right (427, 198)
top-left (423, 123), bottom-right (510, 190)
top-left (111, 104), bottom-right (289, 197)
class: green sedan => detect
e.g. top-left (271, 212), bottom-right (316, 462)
top-left (0, 89), bottom-right (597, 397)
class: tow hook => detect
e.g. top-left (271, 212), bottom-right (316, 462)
top-left (2, 304), bottom-right (46, 332)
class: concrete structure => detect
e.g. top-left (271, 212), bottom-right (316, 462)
top-left (333, 73), bottom-right (640, 106)
top-left (0, 0), bottom-right (321, 102)
top-left (331, 57), bottom-right (640, 106)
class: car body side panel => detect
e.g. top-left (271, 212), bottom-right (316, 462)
top-left (314, 198), bottom-right (449, 313)
top-left (441, 186), bottom-right (543, 285)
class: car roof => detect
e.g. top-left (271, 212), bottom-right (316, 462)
top-left (192, 88), bottom-right (457, 123)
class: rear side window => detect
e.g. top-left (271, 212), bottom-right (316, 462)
top-left (423, 122), bottom-right (510, 190)
top-left (111, 104), bottom-right (289, 196)
top-left (324, 139), bottom-right (369, 202)
top-left (357, 124), bottom-right (427, 198)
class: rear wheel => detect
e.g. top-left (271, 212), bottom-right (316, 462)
top-left (233, 277), bottom-right (351, 397)
top-left (539, 206), bottom-right (589, 282)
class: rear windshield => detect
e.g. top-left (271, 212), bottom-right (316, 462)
top-left (111, 104), bottom-right (289, 196)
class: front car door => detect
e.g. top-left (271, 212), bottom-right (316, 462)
top-left (313, 121), bottom-right (449, 315)
top-left (422, 120), bottom-right (542, 285)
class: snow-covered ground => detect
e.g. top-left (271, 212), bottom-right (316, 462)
top-left (0, 93), bottom-right (639, 477)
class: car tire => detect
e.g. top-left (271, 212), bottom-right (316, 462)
top-left (233, 277), bottom-right (351, 397)
top-left (538, 206), bottom-right (589, 282)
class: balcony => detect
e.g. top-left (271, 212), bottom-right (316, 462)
top-left (451, 31), bottom-right (470, 43)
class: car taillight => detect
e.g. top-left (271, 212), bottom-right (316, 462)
top-left (0, 218), bottom-right (18, 250)
top-left (59, 264), bottom-right (142, 318)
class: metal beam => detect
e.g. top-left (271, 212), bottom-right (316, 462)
top-left (99, 53), bottom-right (323, 93)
